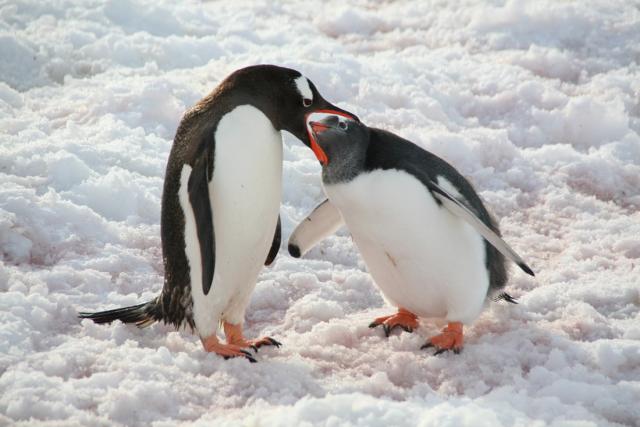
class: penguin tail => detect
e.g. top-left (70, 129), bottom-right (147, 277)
top-left (78, 299), bottom-right (160, 328)
top-left (492, 292), bottom-right (518, 304)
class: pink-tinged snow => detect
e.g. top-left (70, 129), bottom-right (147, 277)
top-left (1, 0), bottom-right (639, 426)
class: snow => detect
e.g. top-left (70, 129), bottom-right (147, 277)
top-left (1, 0), bottom-right (639, 425)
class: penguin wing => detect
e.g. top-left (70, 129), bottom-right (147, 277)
top-left (187, 149), bottom-right (216, 295)
top-left (427, 180), bottom-right (535, 276)
top-left (265, 214), bottom-right (281, 265)
top-left (288, 199), bottom-right (344, 258)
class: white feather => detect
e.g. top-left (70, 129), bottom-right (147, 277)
top-left (294, 76), bottom-right (313, 101)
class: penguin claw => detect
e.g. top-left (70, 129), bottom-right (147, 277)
top-left (420, 343), bottom-right (461, 356)
top-left (369, 321), bottom-right (380, 328)
top-left (223, 353), bottom-right (257, 362)
top-left (266, 337), bottom-right (282, 347)
top-left (222, 323), bottom-right (281, 353)
top-left (383, 324), bottom-right (391, 337)
top-left (238, 349), bottom-right (257, 363)
top-left (202, 337), bottom-right (259, 362)
top-left (234, 336), bottom-right (282, 351)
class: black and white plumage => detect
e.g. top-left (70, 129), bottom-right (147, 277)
top-left (80, 65), bottom-right (357, 359)
top-left (289, 115), bottom-right (533, 353)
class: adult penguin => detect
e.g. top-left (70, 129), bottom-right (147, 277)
top-left (80, 65), bottom-right (358, 361)
top-left (289, 115), bottom-right (534, 354)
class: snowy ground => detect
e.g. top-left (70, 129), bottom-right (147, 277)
top-left (1, 0), bottom-right (640, 425)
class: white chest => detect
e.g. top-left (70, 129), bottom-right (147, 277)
top-left (210, 104), bottom-right (283, 273)
top-left (211, 104), bottom-right (283, 226)
top-left (179, 104), bottom-right (283, 336)
top-left (324, 169), bottom-right (489, 323)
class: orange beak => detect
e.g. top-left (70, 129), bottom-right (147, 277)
top-left (306, 110), bottom-right (357, 166)
top-left (309, 121), bottom-right (330, 134)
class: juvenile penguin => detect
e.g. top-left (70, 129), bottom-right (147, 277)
top-left (289, 115), bottom-right (534, 354)
top-left (79, 65), bottom-right (357, 361)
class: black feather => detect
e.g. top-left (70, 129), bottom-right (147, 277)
top-left (265, 215), bottom-right (281, 265)
top-left (188, 150), bottom-right (215, 295)
top-left (78, 300), bottom-right (160, 327)
top-left (492, 292), bottom-right (518, 304)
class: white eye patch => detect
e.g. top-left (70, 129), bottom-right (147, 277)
top-left (294, 76), bottom-right (313, 102)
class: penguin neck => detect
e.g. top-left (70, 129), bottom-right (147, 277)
top-left (321, 146), bottom-right (367, 185)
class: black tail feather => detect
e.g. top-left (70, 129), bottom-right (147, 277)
top-left (78, 300), bottom-right (159, 327)
top-left (492, 292), bottom-right (518, 304)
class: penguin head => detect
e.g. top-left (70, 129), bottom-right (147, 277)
top-left (226, 65), bottom-right (358, 155)
top-left (308, 115), bottom-right (369, 178)
top-left (282, 72), bottom-right (359, 159)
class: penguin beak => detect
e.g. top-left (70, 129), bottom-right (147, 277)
top-left (305, 108), bottom-right (357, 166)
top-left (313, 108), bottom-right (359, 123)
top-left (308, 129), bottom-right (329, 166)
top-left (308, 121), bottom-right (331, 165)
top-left (309, 121), bottom-right (330, 134)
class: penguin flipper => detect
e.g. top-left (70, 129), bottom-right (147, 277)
top-left (288, 199), bottom-right (344, 258)
top-left (427, 180), bottom-right (535, 277)
top-left (265, 214), bottom-right (281, 265)
top-left (188, 151), bottom-right (216, 295)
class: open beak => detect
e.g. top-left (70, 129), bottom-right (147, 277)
top-left (305, 108), bottom-right (358, 166)
top-left (309, 121), bottom-right (330, 135)
top-left (308, 121), bottom-right (331, 164)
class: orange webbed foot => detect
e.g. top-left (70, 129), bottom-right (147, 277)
top-left (421, 322), bottom-right (464, 355)
top-left (223, 322), bottom-right (282, 353)
top-left (369, 308), bottom-right (419, 337)
top-left (201, 335), bottom-right (257, 362)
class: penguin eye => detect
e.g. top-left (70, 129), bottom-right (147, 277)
top-left (303, 98), bottom-right (312, 107)
top-left (338, 121), bottom-right (348, 130)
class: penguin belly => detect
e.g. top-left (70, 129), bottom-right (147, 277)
top-left (324, 169), bottom-right (489, 324)
top-left (180, 105), bottom-right (282, 338)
